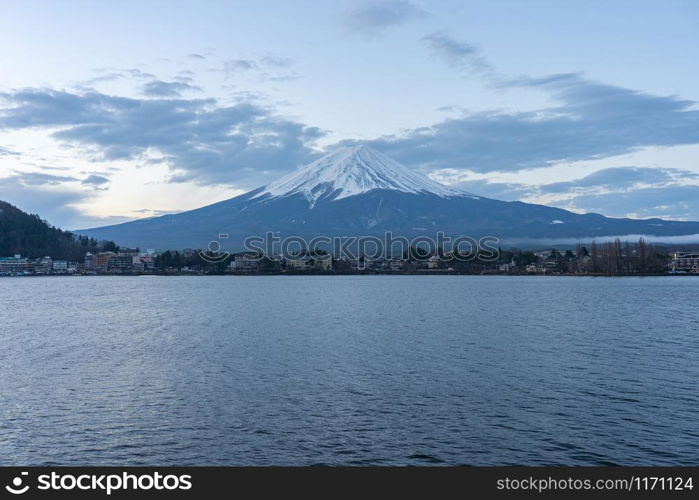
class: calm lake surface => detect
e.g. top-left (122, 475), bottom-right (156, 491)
top-left (1, 275), bottom-right (697, 466)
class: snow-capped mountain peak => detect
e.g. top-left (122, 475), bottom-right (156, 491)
top-left (255, 145), bottom-right (475, 206)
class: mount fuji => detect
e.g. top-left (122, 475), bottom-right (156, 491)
top-left (77, 145), bottom-right (699, 250)
top-left (254, 145), bottom-right (470, 206)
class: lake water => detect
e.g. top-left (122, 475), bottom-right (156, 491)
top-left (1, 275), bottom-right (697, 466)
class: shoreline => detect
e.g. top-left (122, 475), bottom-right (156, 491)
top-left (2, 271), bottom-right (697, 278)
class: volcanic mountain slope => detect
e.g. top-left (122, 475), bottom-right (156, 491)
top-left (254, 144), bottom-right (471, 206)
top-left (77, 145), bottom-right (699, 250)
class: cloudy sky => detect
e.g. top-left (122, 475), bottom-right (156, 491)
top-left (1, 0), bottom-right (698, 229)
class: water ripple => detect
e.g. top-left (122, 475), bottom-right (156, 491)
top-left (1, 275), bottom-right (697, 465)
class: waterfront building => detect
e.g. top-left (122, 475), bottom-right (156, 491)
top-left (138, 253), bottom-right (156, 271)
top-left (52, 260), bottom-right (68, 272)
top-left (230, 254), bottom-right (260, 273)
top-left (388, 259), bottom-right (405, 271)
top-left (427, 255), bottom-right (441, 269)
top-left (288, 255), bottom-right (332, 271)
top-left (84, 252), bottom-right (116, 273)
top-left (107, 253), bottom-right (138, 272)
top-left (526, 263), bottom-right (546, 274)
top-left (670, 252), bottom-right (699, 272)
top-left (0, 255), bottom-right (30, 275)
top-left (35, 256), bottom-right (53, 274)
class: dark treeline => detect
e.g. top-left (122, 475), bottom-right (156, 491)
top-left (0, 200), bottom-right (118, 260)
top-left (155, 238), bottom-right (670, 275)
top-left (392, 238), bottom-right (669, 275)
top-left (586, 238), bottom-right (667, 275)
top-left (155, 250), bottom-right (229, 272)
top-left (499, 238), bottom-right (667, 275)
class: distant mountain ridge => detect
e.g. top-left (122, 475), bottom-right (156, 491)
top-left (75, 146), bottom-right (699, 250)
top-left (0, 201), bottom-right (116, 259)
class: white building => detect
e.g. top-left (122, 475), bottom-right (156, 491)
top-left (230, 254), bottom-right (259, 272)
top-left (52, 260), bottom-right (68, 271)
top-left (670, 252), bottom-right (699, 272)
top-left (0, 255), bottom-right (29, 274)
top-left (288, 255), bottom-right (332, 271)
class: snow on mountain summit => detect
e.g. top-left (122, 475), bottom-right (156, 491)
top-left (255, 145), bottom-right (475, 206)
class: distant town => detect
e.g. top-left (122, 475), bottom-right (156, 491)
top-left (2, 240), bottom-right (698, 277)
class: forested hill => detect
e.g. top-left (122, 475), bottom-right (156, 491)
top-left (0, 200), bottom-right (118, 260)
